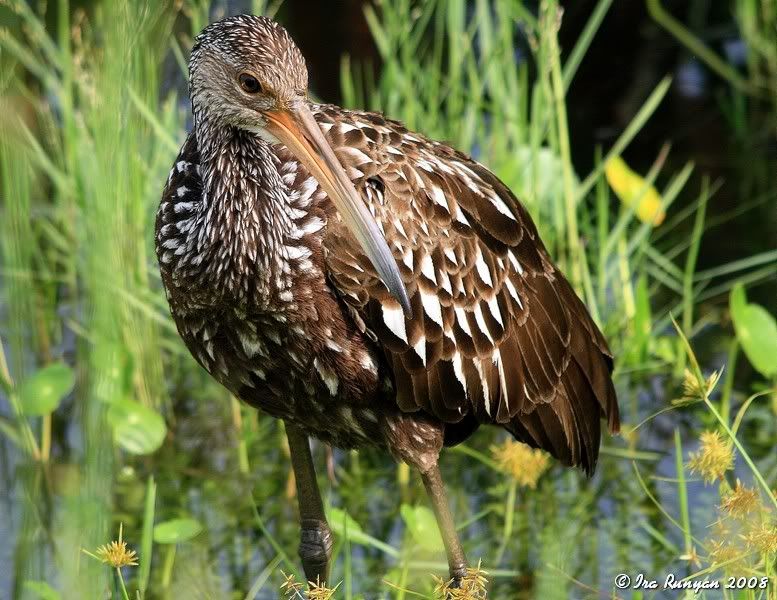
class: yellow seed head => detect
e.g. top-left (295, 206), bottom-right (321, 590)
top-left (94, 540), bottom-right (138, 568)
top-left (687, 430), bottom-right (734, 483)
top-left (707, 539), bottom-right (743, 569)
top-left (84, 523), bottom-right (138, 569)
top-left (305, 581), bottom-right (339, 600)
top-left (280, 572), bottom-right (338, 600)
top-left (280, 571), bottom-right (304, 598)
top-left (743, 524), bottom-right (777, 554)
top-left (673, 369), bottom-right (721, 406)
top-left (720, 480), bottom-right (760, 517)
top-left (491, 440), bottom-right (550, 488)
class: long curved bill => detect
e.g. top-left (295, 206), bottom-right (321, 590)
top-left (264, 101), bottom-right (411, 316)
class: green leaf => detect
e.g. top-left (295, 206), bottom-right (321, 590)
top-left (138, 476), bottom-right (157, 596)
top-left (153, 518), bottom-right (203, 544)
top-left (327, 506), bottom-right (365, 536)
top-left (325, 506), bottom-right (400, 556)
top-left (730, 282), bottom-right (747, 316)
top-left (730, 283), bottom-right (777, 377)
top-left (17, 363), bottom-right (75, 416)
top-left (629, 273), bottom-right (652, 363)
top-left (107, 398), bottom-right (167, 455)
top-left (92, 343), bottom-right (130, 405)
top-left (23, 581), bottom-right (62, 600)
top-left (326, 507), bottom-right (370, 545)
top-left (400, 504), bottom-right (444, 552)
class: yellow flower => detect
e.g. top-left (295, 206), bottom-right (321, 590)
top-left (84, 524), bottom-right (138, 568)
top-left (491, 439), bottom-right (550, 488)
top-left (605, 156), bottom-right (665, 225)
top-left (433, 561), bottom-right (489, 599)
top-left (720, 480), bottom-right (760, 517)
top-left (687, 430), bottom-right (734, 483)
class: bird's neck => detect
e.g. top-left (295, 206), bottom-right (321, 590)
top-left (190, 112), bottom-right (298, 304)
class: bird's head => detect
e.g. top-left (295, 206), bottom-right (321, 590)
top-left (189, 15), bottom-right (410, 315)
top-left (189, 15), bottom-right (307, 135)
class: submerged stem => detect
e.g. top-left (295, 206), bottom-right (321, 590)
top-left (495, 479), bottom-right (517, 565)
top-left (116, 568), bottom-right (131, 600)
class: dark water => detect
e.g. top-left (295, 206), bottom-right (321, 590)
top-left (3, 357), bottom-right (772, 599)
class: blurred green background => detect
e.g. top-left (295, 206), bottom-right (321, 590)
top-left (1, 0), bottom-right (776, 598)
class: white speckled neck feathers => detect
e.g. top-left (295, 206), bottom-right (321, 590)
top-left (197, 116), bottom-right (290, 294)
top-left (157, 117), bottom-right (323, 309)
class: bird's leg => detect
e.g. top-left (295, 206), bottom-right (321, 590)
top-left (421, 462), bottom-right (468, 584)
top-left (383, 413), bottom-right (468, 585)
top-left (285, 422), bottom-right (333, 586)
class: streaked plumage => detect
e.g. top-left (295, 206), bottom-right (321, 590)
top-left (156, 13), bottom-right (620, 585)
top-left (156, 14), bottom-right (618, 476)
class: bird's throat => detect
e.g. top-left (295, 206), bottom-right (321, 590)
top-left (191, 117), bottom-right (299, 305)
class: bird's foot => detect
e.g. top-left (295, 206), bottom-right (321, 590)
top-left (449, 562), bottom-right (467, 583)
top-left (442, 564), bottom-right (468, 598)
top-left (298, 518), bottom-right (333, 586)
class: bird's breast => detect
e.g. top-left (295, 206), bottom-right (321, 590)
top-left (158, 130), bottom-right (399, 448)
top-left (170, 287), bottom-right (392, 449)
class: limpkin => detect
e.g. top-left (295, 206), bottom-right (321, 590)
top-left (156, 14), bottom-right (619, 587)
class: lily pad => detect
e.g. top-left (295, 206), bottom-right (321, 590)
top-left (153, 518), bottom-right (203, 544)
top-left (17, 363), bottom-right (75, 416)
top-left (107, 398), bottom-right (167, 455)
top-left (23, 581), bottom-right (62, 600)
top-left (325, 506), bottom-right (400, 556)
top-left (400, 504), bottom-right (444, 552)
top-left (730, 283), bottom-right (777, 377)
top-left (326, 506), bottom-right (372, 546)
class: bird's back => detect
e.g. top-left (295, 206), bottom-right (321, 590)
top-left (286, 104), bottom-right (620, 473)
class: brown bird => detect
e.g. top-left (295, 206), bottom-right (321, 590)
top-left (156, 14), bottom-right (619, 587)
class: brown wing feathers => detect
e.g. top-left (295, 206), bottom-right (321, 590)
top-left (315, 104), bottom-right (619, 474)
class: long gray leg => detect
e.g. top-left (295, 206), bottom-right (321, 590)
top-left (421, 463), bottom-right (467, 583)
top-left (285, 422), bottom-right (333, 585)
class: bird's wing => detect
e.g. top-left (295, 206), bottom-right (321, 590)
top-left (288, 104), bottom-right (619, 472)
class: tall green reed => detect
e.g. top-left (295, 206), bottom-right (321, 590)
top-left (1, 1), bottom-right (193, 596)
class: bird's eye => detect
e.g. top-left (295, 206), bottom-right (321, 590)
top-left (239, 73), bottom-right (263, 94)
